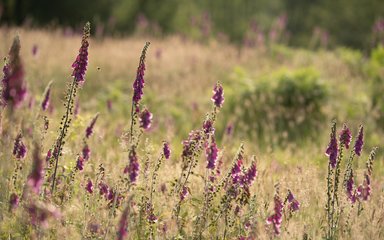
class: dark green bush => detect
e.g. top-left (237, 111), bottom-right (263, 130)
top-left (223, 68), bottom-right (328, 146)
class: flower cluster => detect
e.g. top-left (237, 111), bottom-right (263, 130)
top-left (206, 138), bottom-right (218, 170)
top-left (286, 190), bottom-right (300, 212)
top-left (211, 82), bottom-right (224, 108)
top-left (325, 122), bottom-right (338, 168)
top-left (163, 141), bottom-right (171, 160)
top-left (117, 206), bottom-right (129, 240)
top-left (125, 149), bottom-right (140, 184)
top-left (132, 42), bottom-right (150, 105)
top-left (85, 113), bottom-right (99, 138)
top-left (13, 133), bottom-right (27, 159)
top-left (339, 124), bottom-right (352, 149)
top-left (1, 36), bottom-right (27, 108)
top-left (354, 126), bottom-right (364, 156)
top-left (72, 22), bottom-right (90, 84)
top-left (27, 144), bottom-right (44, 194)
top-left (139, 108), bottom-right (152, 130)
top-left (266, 193), bottom-right (284, 235)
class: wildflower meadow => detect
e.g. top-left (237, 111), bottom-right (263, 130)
top-left (0, 20), bottom-right (384, 240)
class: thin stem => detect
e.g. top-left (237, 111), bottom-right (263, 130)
top-left (51, 78), bottom-right (77, 193)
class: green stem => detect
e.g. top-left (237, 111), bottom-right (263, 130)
top-left (51, 78), bottom-right (77, 193)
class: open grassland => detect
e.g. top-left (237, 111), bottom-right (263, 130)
top-left (0, 26), bottom-right (383, 239)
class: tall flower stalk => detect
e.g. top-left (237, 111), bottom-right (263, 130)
top-left (1, 36), bottom-right (27, 110)
top-left (48, 22), bottom-right (90, 194)
top-left (125, 42), bottom-right (150, 189)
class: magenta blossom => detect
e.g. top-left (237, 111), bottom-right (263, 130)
top-left (231, 159), bottom-right (243, 184)
top-left (139, 108), bottom-right (152, 130)
top-left (354, 125), bottom-right (364, 156)
top-left (163, 141), bottom-right (171, 160)
top-left (245, 161), bottom-right (257, 186)
top-left (211, 82), bottom-right (224, 108)
top-left (82, 144), bottom-right (90, 160)
top-left (266, 193), bottom-right (284, 235)
top-left (117, 206), bottom-right (129, 240)
top-left (325, 126), bottom-right (338, 168)
top-left (357, 173), bottom-right (371, 201)
top-left (76, 156), bottom-right (84, 171)
top-left (345, 171), bottom-right (357, 204)
top-left (9, 193), bottom-right (19, 211)
top-left (287, 190), bottom-right (300, 212)
top-left (85, 113), bottom-right (99, 138)
top-left (27, 144), bottom-right (44, 194)
top-left (126, 149), bottom-right (139, 184)
top-left (180, 186), bottom-right (189, 201)
top-left (13, 133), bottom-right (27, 159)
top-left (1, 36), bottom-right (27, 108)
top-left (339, 124), bottom-right (352, 149)
top-left (206, 138), bottom-right (218, 170)
top-left (72, 22), bottom-right (90, 84)
top-left (132, 42), bottom-right (150, 105)
top-left (86, 179), bottom-right (93, 194)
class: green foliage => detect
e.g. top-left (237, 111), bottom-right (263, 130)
top-left (367, 45), bottom-right (384, 127)
top-left (224, 67), bottom-right (328, 145)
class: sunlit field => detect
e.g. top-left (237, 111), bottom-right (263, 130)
top-left (0, 24), bottom-right (384, 239)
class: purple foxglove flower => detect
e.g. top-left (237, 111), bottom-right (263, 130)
top-left (82, 144), bottom-right (90, 160)
top-left (41, 82), bottom-right (52, 111)
top-left (86, 179), bottom-right (93, 194)
top-left (182, 130), bottom-right (202, 159)
top-left (71, 22), bottom-right (90, 84)
top-left (117, 206), bottom-right (129, 240)
top-left (9, 193), bottom-right (19, 211)
top-left (266, 193), bottom-right (284, 235)
top-left (98, 182), bottom-right (109, 197)
top-left (245, 162), bottom-right (257, 186)
top-left (354, 125), bottom-right (364, 156)
top-left (206, 138), bottom-right (218, 170)
top-left (132, 42), bottom-right (150, 105)
top-left (76, 156), bottom-right (84, 171)
top-left (1, 36), bottom-right (27, 108)
top-left (13, 133), bottom-right (27, 159)
top-left (211, 82), bottom-right (224, 108)
top-left (231, 159), bottom-right (243, 184)
top-left (339, 124), bottom-right (352, 149)
top-left (345, 171), bottom-right (356, 203)
top-left (357, 173), bottom-right (371, 201)
top-left (147, 212), bottom-right (158, 224)
top-left (203, 119), bottom-right (215, 135)
top-left (107, 190), bottom-right (122, 208)
top-left (85, 113), bottom-right (99, 138)
top-left (287, 190), bottom-right (300, 212)
top-left (325, 124), bottom-right (338, 168)
top-left (127, 149), bottom-right (139, 183)
top-left (139, 108), bottom-right (152, 130)
top-left (27, 144), bottom-right (44, 194)
top-left (45, 149), bottom-right (52, 162)
top-left (163, 141), bottom-right (171, 160)
top-left (180, 186), bottom-right (189, 201)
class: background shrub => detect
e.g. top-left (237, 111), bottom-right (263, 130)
top-left (224, 68), bottom-right (328, 146)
